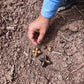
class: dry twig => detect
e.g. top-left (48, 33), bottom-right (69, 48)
top-left (71, 63), bottom-right (84, 74)
top-left (52, 51), bottom-right (62, 55)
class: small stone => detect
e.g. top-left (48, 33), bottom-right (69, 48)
top-left (63, 57), bottom-right (67, 61)
top-left (9, 17), bottom-right (12, 21)
top-left (6, 31), bottom-right (9, 39)
top-left (4, 43), bottom-right (8, 47)
top-left (14, 19), bottom-right (18, 24)
top-left (18, 70), bottom-right (20, 74)
top-left (23, 51), bottom-right (28, 57)
top-left (20, 63), bottom-right (24, 68)
top-left (28, 59), bottom-right (31, 63)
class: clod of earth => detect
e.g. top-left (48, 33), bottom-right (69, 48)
top-left (48, 46), bottom-right (52, 52)
top-left (42, 45), bottom-right (47, 49)
top-left (0, 30), bottom-right (7, 36)
top-left (39, 55), bottom-right (52, 67)
top-left (32, 48), bottom-right (41, 57)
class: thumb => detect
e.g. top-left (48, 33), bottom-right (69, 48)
top-left (37, 32), bottom-right (45, 44)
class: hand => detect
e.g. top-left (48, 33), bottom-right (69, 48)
top-left (28, 14), bottom-right (50, 46)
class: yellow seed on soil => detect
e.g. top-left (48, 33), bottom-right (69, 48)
top-left (32, 50), bottom-right (35, 53)
top-left (37, 51), bottom-right (41, 54)
top-left (34, 52), bottom-right (37, 56)
top-left (35, 50), bottom-right (38, 53)
top-left (46, 60), bottom-right (51, 64)
top-left (36, 48), bottom-right (39, 51)
top-left (48, 46), bottom-right (52, 52)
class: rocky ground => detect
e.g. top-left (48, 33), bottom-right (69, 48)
top-left (0, 0), bottom-right (84, 84)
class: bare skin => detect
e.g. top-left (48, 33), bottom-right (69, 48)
top-left (28, 14), bottom-right (50, 46)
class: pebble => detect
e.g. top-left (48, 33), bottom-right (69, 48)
top-left (6, 31), bottom-right (9, 39)
top-left (9, 17), bottom-right (12, 21)
top-left (14, 19), bottom-right (18, 24)
top-left (20, 63), bottom-right (24, 68)
top-left (63, 57), bottom-right (67, 61)
top-left (18, 70), bottom-right (20, 74)
top-left (28, 59), bottom-right (31, 64)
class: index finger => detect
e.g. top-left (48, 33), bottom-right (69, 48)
top-left (28, 30), bottom-right (38, 45)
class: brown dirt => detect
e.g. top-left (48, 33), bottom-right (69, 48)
top-left (0, 0), bottom-right (84, 84)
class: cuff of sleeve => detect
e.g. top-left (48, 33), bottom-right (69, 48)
top-left (41, 0), bottom-right (62, 18)
top-left (41, 10), bottom-right (56, 18)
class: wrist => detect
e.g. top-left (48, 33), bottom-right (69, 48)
top-left (39, 14), bottom-right (50, 22)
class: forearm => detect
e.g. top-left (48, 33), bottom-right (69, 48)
top-left (41, 0), bottom-right (62, 18)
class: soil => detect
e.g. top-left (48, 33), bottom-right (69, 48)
top-left (0, 0), bottom-right (84, 84)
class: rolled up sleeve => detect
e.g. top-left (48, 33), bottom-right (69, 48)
top-left (41, 0), bottom-right (62, 18)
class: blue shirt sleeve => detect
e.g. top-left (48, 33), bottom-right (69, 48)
top-left (41, 0), bottom-right (62, 18)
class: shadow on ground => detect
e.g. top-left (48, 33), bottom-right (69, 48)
top-left (42, 4), bottom-right (84, 45)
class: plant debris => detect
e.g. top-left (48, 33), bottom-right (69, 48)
top-left (62, 51), bottom-right (68, 56)
top-left (71, 63), bottom-right (84, 74)
top-left (39, 55), bottom-right (52, 67)
top-left (7, 65), bottom-right (15, 82)
top-left (52, 51), bottom-right (62, 55)
top-left (32, 48), bottom-right (41, 57)
top-left (48, 46), bottom-right (52, 52)
top-left (52, 50), bottom-right (68, 56)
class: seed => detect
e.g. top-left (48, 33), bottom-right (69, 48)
top-left (37, 51), bottom-right (41, 54)
top-left (32, 48), bottom-right (41, 57)
top-left (48, 46), bottom-right (52, 52)
top-left (46, 60), bottom-right (51, 64)
top-left (35, 50), bottom-right (38, 53)
top-left (34, 52), bottom-right (37, 56)
top-left (32, 50), bottom-right (35, 53)
top-left (36, 48), bottom-right (38, 51)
